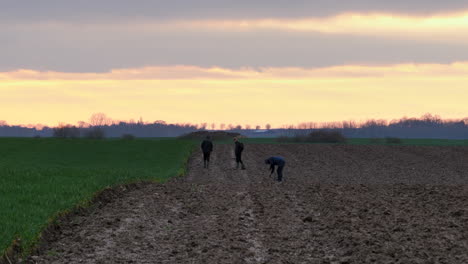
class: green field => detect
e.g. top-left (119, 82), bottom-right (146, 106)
top-left (0, 138), bottom-right (194, 256)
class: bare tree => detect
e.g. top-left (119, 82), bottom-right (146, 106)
top-left (227, 124), bottom-right (234, 130)
top-left (200, 123), bottom-right (208, 130)
top-left (297, 123), bottom-right (307, 129)
top-left (89, 113), bottom-right (112, 127)
top-left (88, 113), bottom-right (110, 139)
top-left (0, 120), bottom-right (7, 126)
top-left (266, 123), bottom-right (271, 130)
top-left (245, 124), bottom-right (251, 130)
top-left (220, 123), bottom-right (226, 130)
top-left (255, 125), bottom-right (261, 130)
top-left (77, 121), bottom-right (89, 128)
top-left (210, 123), bottom-right (216, 130)
top-left (342, 120), bottom-right (357, 129)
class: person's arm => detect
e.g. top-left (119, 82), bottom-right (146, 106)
top-left (270, 164), bottom-right (275, 174)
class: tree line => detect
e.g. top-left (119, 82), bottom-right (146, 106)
top-left (0, 113), bottom-right (467, 139)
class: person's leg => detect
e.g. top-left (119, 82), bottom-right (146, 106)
top-left (239, 153), bottom-right (246, 169)
top-left (277, 165), bottom-right (284, 182)
top-left (235, 153), bottom-right (240, 168)
top-left (203, 152), bottom-right (208, 168)
top-left (206, 152), bottom-right (211, 168)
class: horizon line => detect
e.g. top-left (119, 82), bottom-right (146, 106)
top-left (2, 113), bottom-right (467, 130)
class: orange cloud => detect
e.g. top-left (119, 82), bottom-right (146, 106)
top-left (165, 11), bottom-right (468, 42)
top-left (2, 62), bottom-right (468, 80)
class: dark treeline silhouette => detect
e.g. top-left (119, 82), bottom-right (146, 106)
top-left (0, 113), bottom-right (200, 138)
top-left (0, 122), bottom-right (199, 138)
top-left (49, 121), bottom-right (199, 138)
top-left (0, 124), bottom-right (54, 137)
top-left (0, 114), bottom-right (467, 139)
top-left (258, 114), bottom-right (468, 139)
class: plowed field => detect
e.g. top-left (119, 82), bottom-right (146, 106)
top-left (28, 144), bottom-right (468, 263)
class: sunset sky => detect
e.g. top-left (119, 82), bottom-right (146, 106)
top-left (1, 1), bottom-right (468, 127)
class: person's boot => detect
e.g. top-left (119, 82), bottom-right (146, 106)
top-left (203, 160), bottom-right (206, 168)
top-left (236, 162), bottom-right (239, 169)
top-left (241, 163), bottom-right (246, 170)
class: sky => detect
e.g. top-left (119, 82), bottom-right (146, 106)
top-left (1, 1), bottom-right (468, 127)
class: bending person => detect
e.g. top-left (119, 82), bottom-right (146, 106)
top-left (265, 156), bottom-right (286, 182)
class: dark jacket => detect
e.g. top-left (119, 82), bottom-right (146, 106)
top-left (234, 141), bottom-right (244, 155)
top-left (201, 140), bottom-right (213, 153)
top-left (265, 156), bottom-right (285, 173)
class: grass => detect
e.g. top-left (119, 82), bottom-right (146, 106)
top-left (222, 137), bottom-right (468, 146)
top-left (0, 138), bottom-right (194, 257)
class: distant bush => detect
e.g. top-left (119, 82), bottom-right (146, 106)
top-left (121, 133), bottom-right (135, 140)
top-left (386, 137), bottom-right (403, 144)
top-left (85, 127), bottom-right (105, 139)
top-left (53, 126), bottom-right (81, 138)
top-left (180, 130), bottom-right (242, 141)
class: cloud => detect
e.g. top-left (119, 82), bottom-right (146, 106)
top-left (2, 0), bottom-right (468, 22)
top-left (2, 20), bottom-right (468, 72)
top-left (7, 11), bottom-right (468, 37)
top-left (2, 63), bottom-right (468, 80)
top-left (167, 12), bottom-right (468, 39)
top-left (2, 3), bottom-right (468, 73)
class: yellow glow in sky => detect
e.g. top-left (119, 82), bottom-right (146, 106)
top-left (154, 11), bottom-right (468, 41)
top-left (1, 63), bottom-right (467, 127)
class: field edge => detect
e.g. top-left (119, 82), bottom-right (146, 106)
top-left (0, 144), bottom-right (195, 264)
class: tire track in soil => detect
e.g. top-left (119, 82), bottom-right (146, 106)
top-left (26, 144), bottom-right (468, 264)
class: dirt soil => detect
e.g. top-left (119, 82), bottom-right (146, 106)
top-left (26, 144), bottom-right (468, 263)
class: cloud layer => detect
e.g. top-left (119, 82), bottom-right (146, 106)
top-left (3, 63), bottom-right (468, 80)
top-left (3, 0), bottom-right (468, 22)
top-left (2, 2), bottom-right (468, 71)
top-left (3, 12), bottom-right (468, 72)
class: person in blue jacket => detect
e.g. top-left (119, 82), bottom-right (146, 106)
top-left (265, 156), bottom-right (286, 182)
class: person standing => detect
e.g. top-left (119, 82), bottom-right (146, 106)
top-left (234, 137), bottom-right (246, 170)
top-left (201, 136), bottom-right (213, 168)
top-left (265, 156), bottom-right (286, 182)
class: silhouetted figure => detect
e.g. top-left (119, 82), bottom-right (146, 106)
top-left (265, 156), bottom-right (286, 182)
top-left (234, 137), bottom-right (246, 169)
top-left (201, 136), bottom-right (213, 168)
